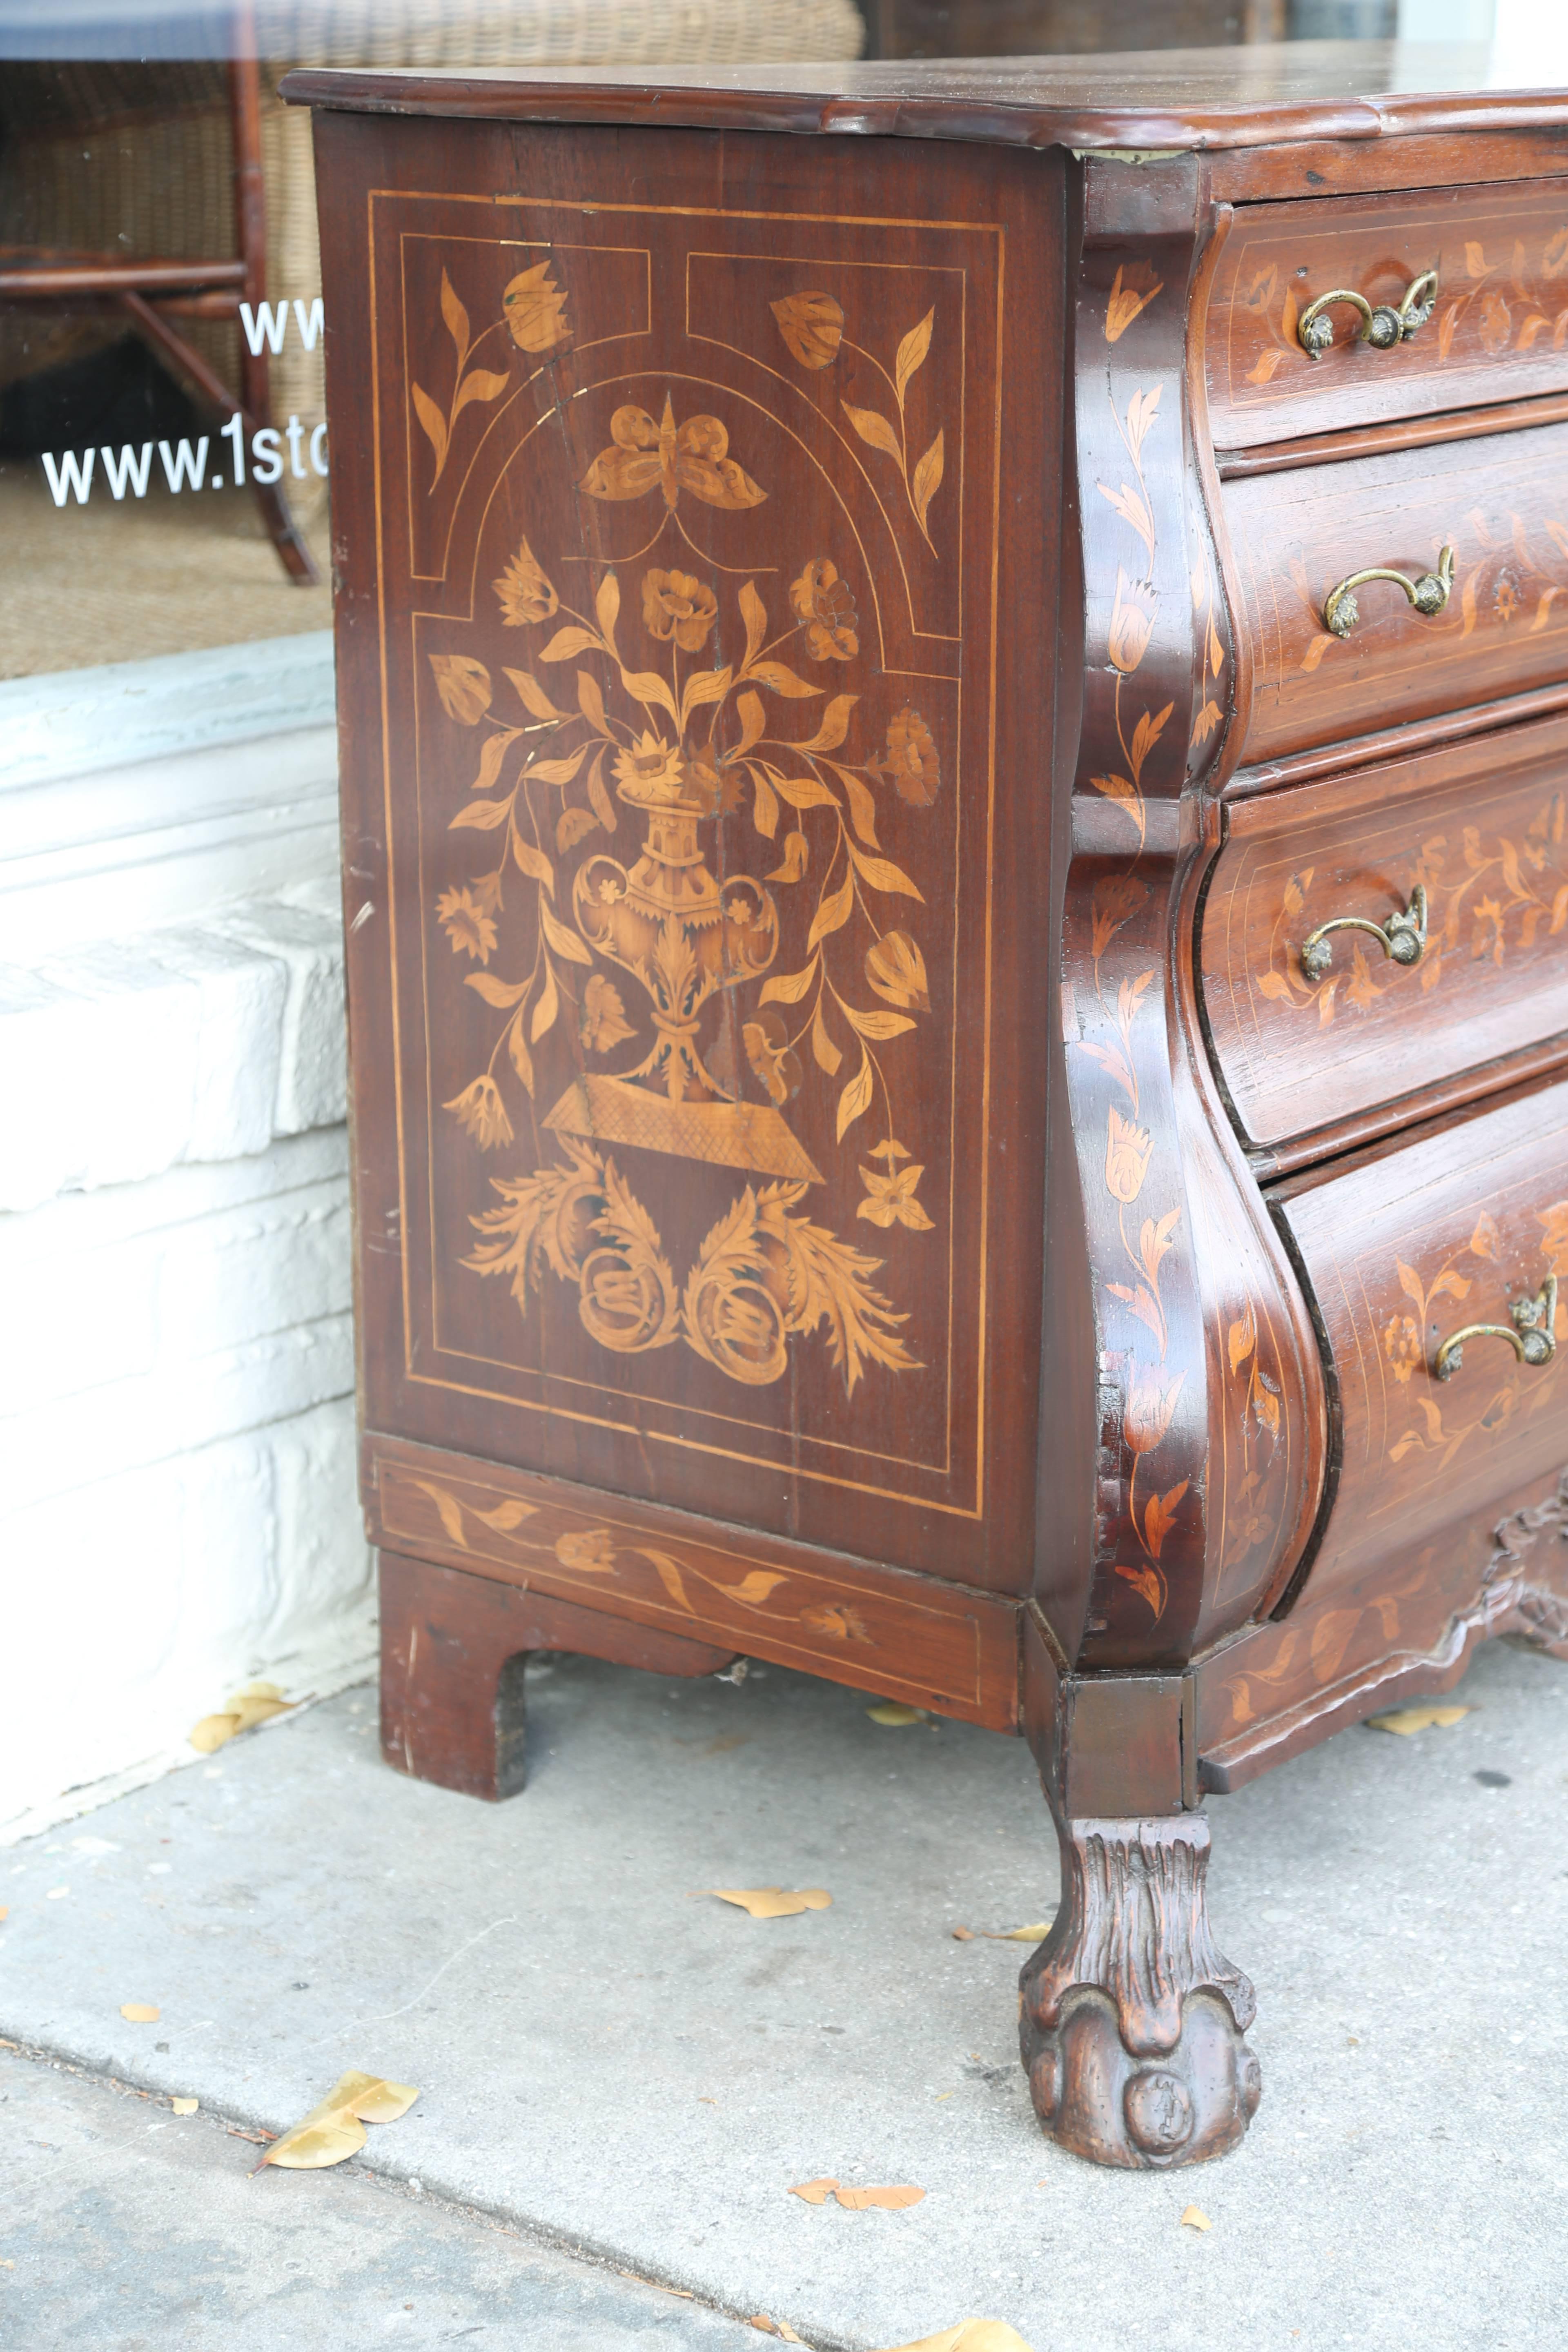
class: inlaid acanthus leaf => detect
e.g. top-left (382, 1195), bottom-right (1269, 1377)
top-left (439, 268), bottom-right (469, 366)
top-left (773, 774), bottom-right (838, 811)
top-left (539, 625), bottom-right (604, 664)
top-left (911, 430), bottom-right (944, 535)
top-left (844, 1005), bottom-right (916, 1042)
top-left (540, 897), bottom-right (593, 964)
top-left (466, 973), bottom-right (529, 1008)
top-left (529, 745), bottom-right (589, 786)
top-left (837, 1047), bottom-right (874, 1140)
top-left (739, 579), bottom-right (768, 669)
top-left (511, 833), bottom-right (555, 893)
top-left (809, 866), bottom-right (855, 948)
top-left (450, 794), bottom-right (513, 831)
top-left (530, 959), bottom-right (559, 1042)
top-left (760, 957), bottom-right (819, 1006)
top-left (835, 764), bottom-right (881, 849)
top-left (749, 764), bottom-right (780, 838)
top-left (470, 729), bottom-right (520, 793)
top-left (895, 307), bottom-right (935, 402)
top-left (411, 382), bottom-right (448, 478)
top-left (452, 368), bottom-right (509, 420)
top-left (849, 843), bottom-right (923, 902)
top-left (811, 998), bottom-right (842, 1074)
top-left (842, 399), bottom-right (903, 464)
top-left (505, 667), bottom-right (566, 722)
top-left (795, 695), bottom-right (858, 756)
top-left (748, 659), bottom-right (820, 699)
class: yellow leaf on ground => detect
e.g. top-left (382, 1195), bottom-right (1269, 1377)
top-left (1367, 1703), bottom-right (1471, 1735)
top-left (875, 2326), bottom-right (1034, 2352)
top-left (0, 1907), bottom-right (7, 1922)
top-left (120, 2004), bottom-right (160, 2023)
top-left (172, 2097), bottom-right (198, 2115)
top-left (255, 2069), bottom-right (419, 2172)
top-left (1181, 2205), bottom-right (1212, 2231)
top-left (189, 1713), bottom-right (241, 1753)
top-left (984, 1924), bottom-right (1053, 1942)
top-left (191, 1685), bottom-right (298, 1751)
top-left (788, 2176), bottom-right (924, 2210)
top-left (709, 1888), bottom-right (832, 1919)
top-left (866, 1702), bottom-right (927, 1725)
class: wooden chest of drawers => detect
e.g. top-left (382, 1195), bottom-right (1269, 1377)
top-left (288, 45), bottom-right (1568, 2172)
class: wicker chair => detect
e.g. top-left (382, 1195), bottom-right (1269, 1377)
top-left (0, 2), bottom-right (864, 578)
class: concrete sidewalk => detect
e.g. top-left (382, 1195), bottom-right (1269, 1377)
top-left (2, 1642), bottom-right (1566, 2350)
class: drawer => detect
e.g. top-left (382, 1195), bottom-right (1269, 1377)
top-left (1201, 715), bottom-right (1568, 1158)
top-left (1223, 421), bottom-right (1568, 765)
top-left (1207, 180), bottom-right (1568, 450)
top-left (1272, 1076), bottom-right (1568, 1630)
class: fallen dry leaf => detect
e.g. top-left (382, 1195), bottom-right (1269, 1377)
top-left (190, 1683), bottom-right (298, 1754)
top-left (1180, 2205), bottom-right (1212, 2232)
top-left (120, 2004), bottom-right (160, 2024)
top-left (788, 2176), bottom-right (924, 2210)
top-left (874, 2325), bottom-right (1033, 2352)
top-left (951, 1925), bottom-right (975, 1940)
top-left (1366, 1703), bottom-right (1471, 1736)
top-left (254, 2069), bottom-right (419, 2172)
top-left (751, 2320), bottom-right (804, 2342)
top-left (172, 2096), bottom-right (198, 2115)
top-left (987, 1924), bottom-right (1052, 1942)
top-left (0, 1906), bottom-right (7, 1922)
top-left (866, 1702), bottom-right (927, 1726)
top-left (708, 1888), bottom-right (832, 1919)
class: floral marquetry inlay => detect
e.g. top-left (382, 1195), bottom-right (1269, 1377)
top-left (408, 244), bottom-right (974, 1408)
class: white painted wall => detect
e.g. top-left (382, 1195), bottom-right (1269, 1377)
top-left (0, 634), bottom-right (375, 1842)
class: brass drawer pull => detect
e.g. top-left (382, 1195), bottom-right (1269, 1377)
top-left (1435, 1274), bottom-right (1557, 1383)
top-left (1323, 545), bottom-right (1454, 639)
top-left (1300, 882), bottom-right (1426, 982)
top-left (1297, 270), bottom-right (1439, 359)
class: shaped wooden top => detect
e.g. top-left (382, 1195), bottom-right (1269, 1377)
top-left (281, 40), bottom-right (1568, 152)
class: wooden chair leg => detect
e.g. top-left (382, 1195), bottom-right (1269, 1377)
top-left (378, 1549), bottom-right (738, 1800)
top-left (229, 20), bottom-right (318, 585)
top-left (1017, 1616), bottom-right (1260, 2168)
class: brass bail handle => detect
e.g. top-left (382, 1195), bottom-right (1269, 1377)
top-left (1297, 269), bottom-right (1439, 359)
top-left (1300, 882), bottom-right (1427, 982)
top-left (1323, 544), bottom-right (1455, 639)
top-left (1435, 1273), bottom-right (1559, 1383)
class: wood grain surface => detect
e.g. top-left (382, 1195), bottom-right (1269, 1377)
top-left (1206, 179), bottom-right (1568, 448)
top-left (365, 1430), bottom-right (1023, 1728)
top-left (1202, 713), bottom-right (1568, 1154)
top-left (1223, 421), bottom-right (1568, 763)
top-left (283, 47), bottom-right (1568, 156)
top-left (316, 108), bottom-right (1058, 1590)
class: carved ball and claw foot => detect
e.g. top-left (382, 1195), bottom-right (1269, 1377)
top-left (1018, 1814), bottom-right (1261, 2169)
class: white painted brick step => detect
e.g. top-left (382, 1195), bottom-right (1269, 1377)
top-left (0, 892), bottom-right (345, 1212)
